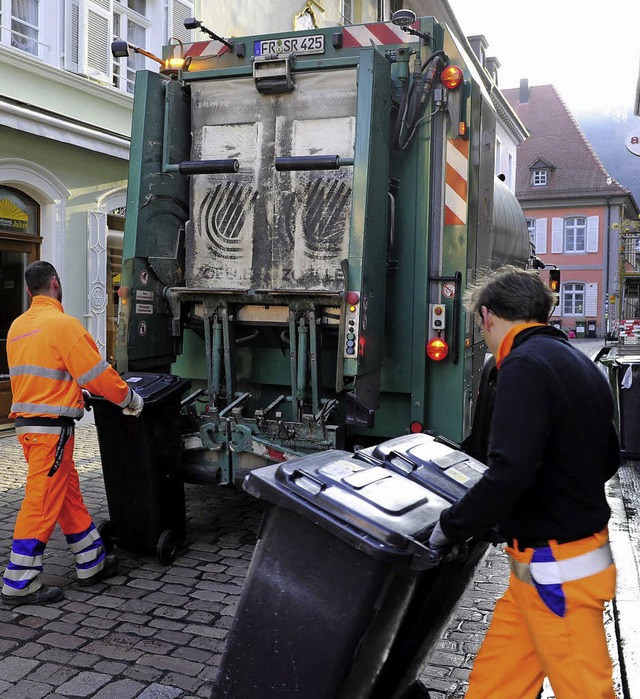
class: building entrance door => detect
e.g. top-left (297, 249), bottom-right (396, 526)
top-left (0, 241), bottom-right (38, 425)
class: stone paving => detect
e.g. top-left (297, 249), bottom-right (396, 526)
top-left (0, 426), bottom-right (266, 699)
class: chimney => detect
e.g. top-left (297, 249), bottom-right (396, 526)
top-left (519, 79), bottom-right (529, 104)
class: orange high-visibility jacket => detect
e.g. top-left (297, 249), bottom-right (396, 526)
top-left (7, 295), bottom-right (131, 419)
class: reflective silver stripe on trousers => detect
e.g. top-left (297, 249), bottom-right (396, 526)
top-left (76, 556), bottom-right (105, 580)
top-left (68, 527), bottom-right (101, 555)
top-left (75, 548), bottom-right (103, 565)
top-left (15, 425), bottom-right (64, 436)
top-left (3, 567), bottom-right (41, 583)
top-left (1, 579), bottom-right (42, 597)
top-left (8, 551), bottom-right (44, 567)
top-left (510, 543), bottom-right (614, 586)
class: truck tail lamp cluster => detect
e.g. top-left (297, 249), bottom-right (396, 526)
top-left (427, 303), bottom-right (449, 361)
top-left (344, 291), bottom-right (361, 358)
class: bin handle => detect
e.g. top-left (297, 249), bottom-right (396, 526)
top-left (288, 469), bottom-right (326, 494)
top-left (388, 450), bottom-right (419, 472)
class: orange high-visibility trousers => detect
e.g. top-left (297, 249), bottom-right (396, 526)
top-left (2, 426), bottom-right (107, 597)
top-left (466, 530), bottom-right (616, 699)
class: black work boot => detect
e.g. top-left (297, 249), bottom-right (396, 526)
top-left (1, 584), bottom-right (64, 607)
top-left (78, 555), bottom-right (120, 587)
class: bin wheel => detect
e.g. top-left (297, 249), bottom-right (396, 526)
top-left (157, 530), bottom-right (178, 565)
top-left (97, 520), bottom-right (117, 554)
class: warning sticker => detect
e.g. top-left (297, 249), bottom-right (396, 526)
top-left (136, 290), bottom-right (153, 301)
top-left (135, 303), bottom-right (153, 315)
top-left (442, 282), bottom-right (456, 299)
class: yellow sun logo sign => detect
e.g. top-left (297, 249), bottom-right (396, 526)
top-left (0, 198), bottom-right (28, 230)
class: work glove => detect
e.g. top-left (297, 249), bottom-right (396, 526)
top-left (424, 520), bottom-right (468, 569)
top-left (122, 389), bottom-right (144, 417)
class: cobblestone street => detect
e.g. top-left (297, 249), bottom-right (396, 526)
top-left (0, 342), bottom-right (637, 698)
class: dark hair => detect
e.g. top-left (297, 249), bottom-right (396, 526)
top-left (464, 265), bottom-right (555, 324)
top-left (25, 261), bottom-right (59, 296)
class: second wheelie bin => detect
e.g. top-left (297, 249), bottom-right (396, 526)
top-left (211, 444), bottom-right (489, 699)
top-left (88, 372), bottom-right (191, 564)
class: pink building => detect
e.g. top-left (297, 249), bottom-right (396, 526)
top-left (503, 82), bottom-right (638, 338)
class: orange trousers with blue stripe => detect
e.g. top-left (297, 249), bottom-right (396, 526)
top-left (2, 428), bottom-right (106, 597)
top-left (466, 529), bottom-right (616, 699)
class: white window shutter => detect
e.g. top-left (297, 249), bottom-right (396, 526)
top-left (170, 0), bottom-right (193, 45)
top-left (78, 0), bottom-right (112, 83)
top-left (585, 283), bottom-right (598, 316)
top-left (587, 215), bottom-right (599, 253)
top-left (64, 0), bottom-right (80, 72)
top-left (535, 218), bottom-right (547, 255)
top-left (551, 218), bottom-right (563, 253)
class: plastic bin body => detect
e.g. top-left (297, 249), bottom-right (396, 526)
top-left (587, 321), bottom-right (596, 338)
top-left (618, 362), bottom-right (640, 458)
top-left (212, 446), bottom-right (488, 699)
top-left (90, 372), bottom-right (190, 558)
top-left (575, 320), bottom-right (587, 337)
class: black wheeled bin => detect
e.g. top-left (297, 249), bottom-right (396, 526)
top-left (89, 372), bottom-right (190, 564)
top-left (618, 361), bottom-right (640, 458)
top-left (211, 445), bottom-right (488, 699)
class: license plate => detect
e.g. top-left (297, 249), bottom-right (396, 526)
top-left (254, 33), bottom-right (325, 57)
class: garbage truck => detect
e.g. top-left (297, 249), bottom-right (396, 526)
top-left (113, 11), bottom-right (531, 489)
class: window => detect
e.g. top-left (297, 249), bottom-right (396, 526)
top-left (0, 0), bottom-right (40, 55)
top-left (64, 0), bottom-right (193, 92)
top-left (563, 283), bottom-right (585, 316)
top-left (341, 0), bottom-right (353, 24)
top-left (526, 219), bottom-right (535, 245)
top-left (0, 186), bottom-right (39, 236)
top-left (532, 169), bottom-right (548, 186)
top-left (564, 216), bottom-right (586, 253)
top-left (112, 1), bottom-right (149, 93)
top-left (495, 138), bottom-right (502, 175)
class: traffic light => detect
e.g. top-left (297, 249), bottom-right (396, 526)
top-left (549, 269), bottom-right (560, 306)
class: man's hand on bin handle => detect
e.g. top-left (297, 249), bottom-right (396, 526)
top-left (424, 520), bottom-right (467, 569)
top-left (122, 389), bottom-right (144, 417)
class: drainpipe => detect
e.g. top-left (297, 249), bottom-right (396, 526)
top-left (604, 196), bottom-right (611, 339)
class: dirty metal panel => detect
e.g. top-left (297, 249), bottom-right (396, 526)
top-left (186, 69), bottom-right (357, 292)
top-left (187, 77), bottom-right (274, 289)
top-left (272, 70), bottom-right (357, 292)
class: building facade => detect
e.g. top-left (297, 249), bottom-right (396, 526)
top-left (504, 81), bottom-right (638, 339)
top-left (0, 0), bottom-right (195, 424)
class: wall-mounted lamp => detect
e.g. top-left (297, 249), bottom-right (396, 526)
top-left (183, 17), bottom-right (233, 50)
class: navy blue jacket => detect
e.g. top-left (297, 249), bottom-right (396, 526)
top-left (441, 326), bottom-right (620, 543)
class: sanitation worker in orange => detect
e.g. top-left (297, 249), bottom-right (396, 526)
top-left (427, 266), bottom-right (620, 699)
top-left (1, 261), bottom-right (143, 607)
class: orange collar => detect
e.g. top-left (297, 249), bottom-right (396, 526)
top-left (496, 322), bottom-right (546, 368)
top-left (31, 295), bottom-right (64, 313)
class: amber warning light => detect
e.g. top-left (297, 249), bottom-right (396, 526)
top-left (441, 65), bottom-right (463, 90)
top-left (426, 337), bottom-right (449, 361)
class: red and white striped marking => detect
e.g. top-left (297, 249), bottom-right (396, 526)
top-left (445, 139), bottom-right (469, 226)
top-left (342, 21), bottom-right (419, 48)
top-left (183, 41), bottom-right (230, 59)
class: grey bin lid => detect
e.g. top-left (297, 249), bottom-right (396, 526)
top-left (366, 433), bottom-right (487, 503)
top-left (243, 449), bottom-right (451, 570)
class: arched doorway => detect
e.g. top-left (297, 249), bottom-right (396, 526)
top-left (0, 186), bottom-right (41, 425)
